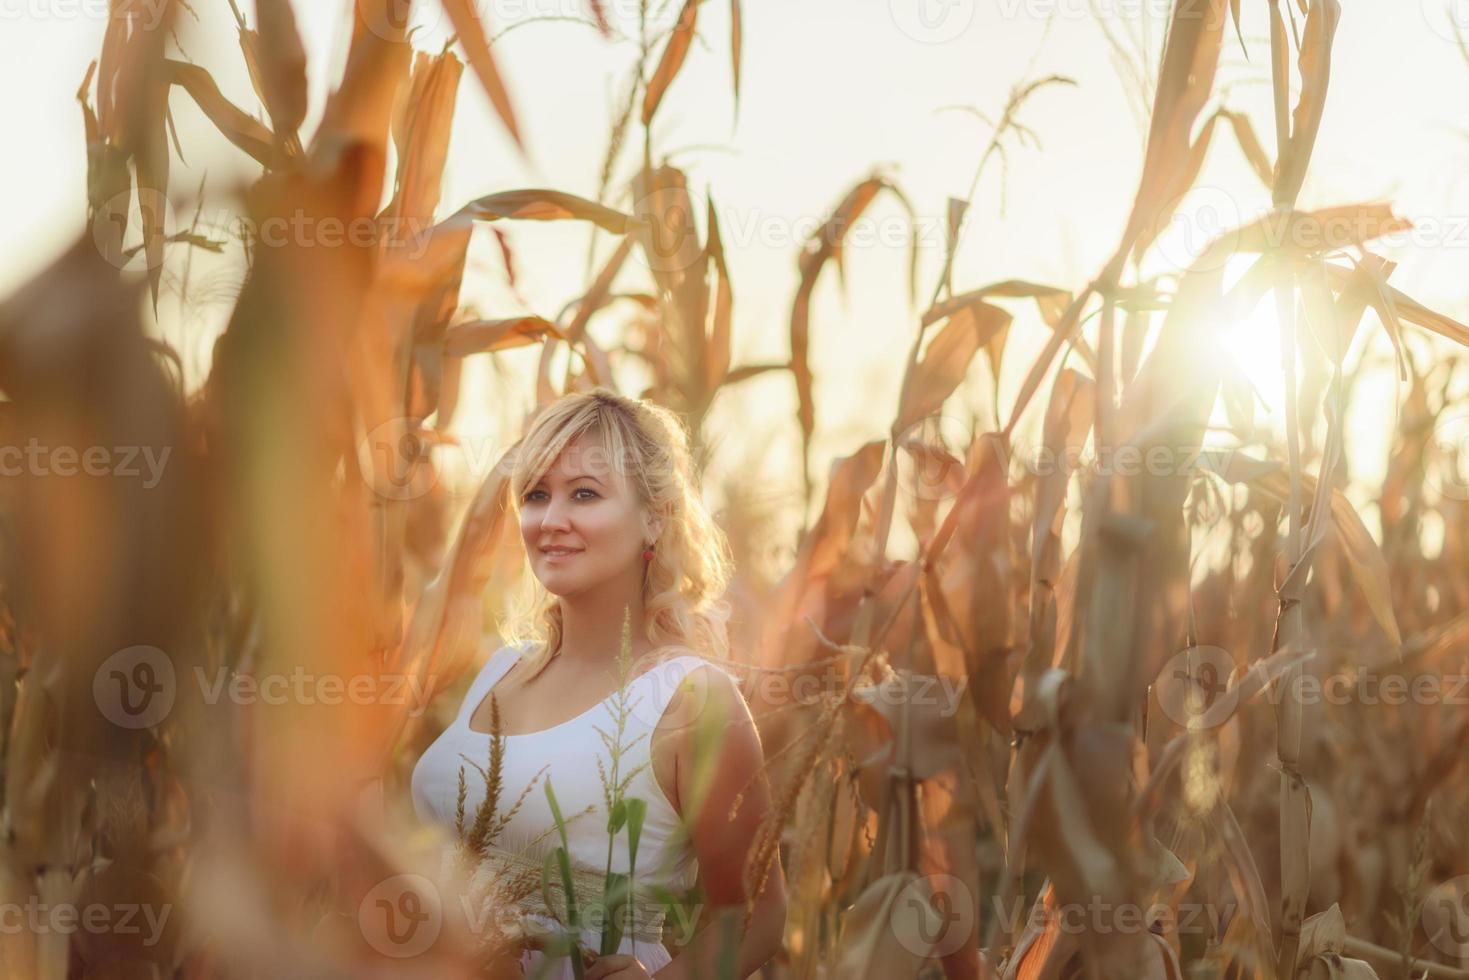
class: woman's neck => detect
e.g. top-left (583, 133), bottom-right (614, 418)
top-left (555, 577), bottom-right (653, 666)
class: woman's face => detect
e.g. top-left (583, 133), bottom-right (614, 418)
top-left (518, 432), bottom-right (657, 598)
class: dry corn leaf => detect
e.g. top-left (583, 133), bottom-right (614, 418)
top-left (630, 165), bottom-right (708, 367)
top-left (234, 0), bottom-right (307, 144)
top-left (135, 67), bottom-right (169, 308)
top-left (395, 449), bottom-right (519, 745)
top-left (1208, 800), bottom-right (1276, 969)
top-left (314, 5), bottom-right (412, 158)
top-left (1135, 110), bottom-right (1220, 261)
top-left (441, 0), bottom-right (524, 149)
top-left (565, 235), bottom-right (636, 346)
top-left (930, 439), bottom-right (1013, 735)
top-left (805, 441), bottom-right (887, 583)
top-left (458, 189), bottom-right (631, 233)
top-left (1269, 0), bottom-right (1291, 158)
top-left (1027, 369), bottom-right (1093, 672)
top-left (790, 176), bottom-right (903, 494)
top-left (1002, 884), bottom-right (1079, 980)
top-left (919, 572), bottom-right (1008, 836)
top-left (1001, 287), bottom-right (1091, 441)
top-left (705, 193), bottom-right (734, 392)
top-left (1219, 108), bottom-right (1275, 189)
top-left (1274, 0), bottom-right (1342, 206)
top-left (1077, 244), bottom-right (1245, 721)
top-left (895, 301), bottom-right (1011, 435)
top-left (920, 279), bottom-right (1070, 329)
top-left (830, 872), bottom-right (932, 980)
top-left (587, 0), bottom-right (610, 35)
top-left (166, 60), bottom-right (275, 165)
top-left (730, 0), bottom-right (743, 115)
top-left (384, 51), bottom-right (464, 225)
top-left (1119, 0), bottom-right (1228, 262)
top-left (1229, 204), bottom-right (1412, 257)
top-left (1242, 468), bottom-right (1400, 647)
top-left (1323, 260), bottom-right (1469, 348)
top-left (642, 0), bottom-right (699, 125)
top-left (442, 317), bottom-right (562, 357)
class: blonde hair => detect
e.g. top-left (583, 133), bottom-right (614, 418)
top-left (499, 387), bottom-right (733, 679)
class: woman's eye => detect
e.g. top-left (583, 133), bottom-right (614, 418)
top-left (522, 488), bottom-right (597, 502)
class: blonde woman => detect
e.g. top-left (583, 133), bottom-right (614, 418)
top-left (412, 388), bottom-right (787, 979)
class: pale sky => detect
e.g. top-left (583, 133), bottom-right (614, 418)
top-left (3, 0), bottom-right (1468, 549)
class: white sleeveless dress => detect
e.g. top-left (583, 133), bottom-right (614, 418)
top-left (411, 642), bottom-right (729, 978)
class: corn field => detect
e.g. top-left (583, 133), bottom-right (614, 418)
top-left (4, 0), bottom-right (1469, 978)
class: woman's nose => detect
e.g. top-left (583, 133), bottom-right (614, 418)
top-left (541, 494), bottom-right (571, 529)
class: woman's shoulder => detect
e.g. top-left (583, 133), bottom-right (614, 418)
top-left (470, 639), bottom-right (533, 688)
top-left (653, 651), bottom-right (751, 731)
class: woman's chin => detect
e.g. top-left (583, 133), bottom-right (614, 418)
top-left (534, 570), bottom-right (583, 597)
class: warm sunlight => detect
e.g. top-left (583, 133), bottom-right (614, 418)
top-left (9, 2), bottom-right (1469, 979)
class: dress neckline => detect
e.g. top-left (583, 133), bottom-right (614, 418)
top-left (461, 649), bottom-right (698, 739)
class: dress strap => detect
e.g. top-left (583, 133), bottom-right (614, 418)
top-left (455, 644), bottom-right (524, 727)
top-left (623, 654), bottom-right (737, 732)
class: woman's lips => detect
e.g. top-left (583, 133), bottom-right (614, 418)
top-left (541, 548), bottom-right (581, 562)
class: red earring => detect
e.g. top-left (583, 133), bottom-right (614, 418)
top-left (643, 546), bottom-right (655, 561)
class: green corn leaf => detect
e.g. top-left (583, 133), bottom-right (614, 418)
top-left (599, 871), bottom-right (630, 955)
top-left (545, 780), bottom-right (572, 851)
top-left (625, 798), bottom-right (647, 869)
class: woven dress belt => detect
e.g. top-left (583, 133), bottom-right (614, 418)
top-left (477, 843), bottom-right (670, 945)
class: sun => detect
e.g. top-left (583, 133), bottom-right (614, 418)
top-left (1222, 264), bottom-right (1289, 433)
top-left (1212, 254), bottom-right (1399, 511)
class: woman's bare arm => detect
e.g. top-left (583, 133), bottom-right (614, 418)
top-left (654, 666), bottom-right (787, 980)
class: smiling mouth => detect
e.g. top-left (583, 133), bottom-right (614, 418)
top-left (541, 549), bottom-right (582, 560)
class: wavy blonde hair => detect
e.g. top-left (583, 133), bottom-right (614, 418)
top-left (498, 387), bottom-right (733, 679)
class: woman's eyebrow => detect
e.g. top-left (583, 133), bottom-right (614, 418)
top-left (536, 472), bottom-right (605, 486)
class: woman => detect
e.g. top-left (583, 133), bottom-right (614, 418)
top-left (411, 388), bottom-right (787, 979)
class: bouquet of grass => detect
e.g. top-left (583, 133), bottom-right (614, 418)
top-left (536, 610), bottom-right (656, 978)
top-left (446, 610), bottom-right (661, 978)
